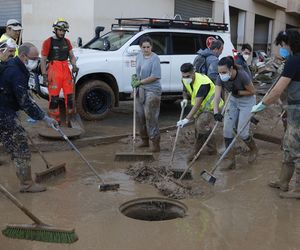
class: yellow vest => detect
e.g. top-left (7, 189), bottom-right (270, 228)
top-left (0, 34), bottom-right (19, 56)
top-left (183, 72), bottom-right (223, 112)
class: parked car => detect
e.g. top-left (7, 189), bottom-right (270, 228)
top-left (37, 17), bottom-right (235, 120)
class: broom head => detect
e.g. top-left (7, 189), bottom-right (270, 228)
top-left (35, 163), bottom-right (66, 183)
top-left (2, 223), bottom-right (78, 244)
top-left (114, 152), bottom-right (154, 162)
top-left (98, 183), bottom-right (120, 192)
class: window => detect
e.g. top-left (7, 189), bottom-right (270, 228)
top-left (131, 32), bottom-right (169, 55)
top-left (171, 33), bottom-right (204, 55)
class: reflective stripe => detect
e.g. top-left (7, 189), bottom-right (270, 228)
top-left (183, 72), bottom-right (223, 112)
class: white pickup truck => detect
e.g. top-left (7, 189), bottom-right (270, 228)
top-left (37, 18), bottom-right (235, 120)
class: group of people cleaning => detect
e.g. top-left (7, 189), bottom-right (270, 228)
top-left (0, 18), bottom-right (78, 193)
top-left (133, 29), bottom-right (300, 199)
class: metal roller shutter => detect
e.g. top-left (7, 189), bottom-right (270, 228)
top-left (0, 0), bottom-right (21, 26)
top-left (175, 0), bottom-right (213, 20)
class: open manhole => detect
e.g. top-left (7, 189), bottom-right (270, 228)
top-left (119, 197), bottom-right (187, 221)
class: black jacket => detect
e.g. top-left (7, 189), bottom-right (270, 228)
top-left (0, 57), bottom-right (45, 120)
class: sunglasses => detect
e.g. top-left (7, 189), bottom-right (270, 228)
top-left (8, 22), bottom-right (22, 27)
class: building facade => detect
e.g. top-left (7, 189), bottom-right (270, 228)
top-left (0, 0), bottom-right (299, 55)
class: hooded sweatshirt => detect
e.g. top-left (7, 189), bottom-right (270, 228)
top-left (196, 48), bottom-right (219, 83)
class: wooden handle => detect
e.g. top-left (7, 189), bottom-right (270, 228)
top-left (26, 134), bottom-right (50, 168)
top-left (133, 88), bottom-right (137, 152)
top-left (0, 184), bottom-right (45, 225)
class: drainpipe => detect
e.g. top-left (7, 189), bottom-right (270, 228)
top-left (224, 0), bottom-right (231, 34)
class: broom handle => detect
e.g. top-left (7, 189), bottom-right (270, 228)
top-left (54, 126), bottom-right (105, 184)
top-left (26, 133), bottom-right (51, 169)
top-left (0, 184), bottom-right (45, 225)
top-left (168, 105), bottom-right (185, 169)
top-left (179, 92), bottom-right (232, 181)
top-left (210, 75), bottom-right (282, 175)
top-left (133, 87), bottom-right (136, 152)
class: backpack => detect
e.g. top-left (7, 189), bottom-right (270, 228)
top-left (193, 53), bottom-right (207, 74)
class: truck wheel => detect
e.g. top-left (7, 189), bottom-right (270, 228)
top-left (77, 80), bottom-right (115, 120)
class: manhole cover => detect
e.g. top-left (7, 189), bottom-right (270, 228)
top-left (119, 197), bottom-right (187, 221)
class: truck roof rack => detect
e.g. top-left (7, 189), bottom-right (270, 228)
top-left (112, 17), bottom-right (228, 32)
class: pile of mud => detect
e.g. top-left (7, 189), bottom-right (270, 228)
top-left (126, 162), bottom-right (203, 199)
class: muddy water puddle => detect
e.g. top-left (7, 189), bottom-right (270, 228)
top-left (1, 133), bottom-right (300, 249)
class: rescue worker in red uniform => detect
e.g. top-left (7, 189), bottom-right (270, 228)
top-left (40, 18), bottom-right (78, 124)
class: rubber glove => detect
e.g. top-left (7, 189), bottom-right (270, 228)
top-left (176, 118), bottom-right (190, 128)
top-left (214, 113), bottom-right (223, 122)
top-left (251, 101), bottom-right (266, 113)
top-left (131, 74), bottom-right (141, 88)
top-left (180, 99), bottom-right (188, 108)
top-left (43, 115), bottom-right (58, 128)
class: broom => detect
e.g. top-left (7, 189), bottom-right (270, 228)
top-left (0, 184), bottom-right (78, 243)
top-left (25, 134), bottom-right (66, 183)
top-left (54, 125), bottom-right (120, 191)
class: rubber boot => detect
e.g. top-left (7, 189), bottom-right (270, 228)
top-left (14, 158), bottom-right (46, 193)
top-left (268, 163), bottom-right (294, 192)
top-left (220, 137), bottom-right (236, 170)
top-left (243, 136), bottom-right (258, 164)
top-left (150, 136), bottom-right (160, 153)
top-left (279, 166), bottom-right (300, 199)
top-left (137, 137), bottom-right (149, 148)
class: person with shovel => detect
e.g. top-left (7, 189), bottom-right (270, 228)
top-left (131, 36), bottom-right (161, 152)
top-left (213, 56), bottom-right (257, 170)
top-left (251, 29), bottom-right (300, 199)
top-left (40, 18), bottom-right (78, 125)
top-left (177, 63), bottom-right (223, 162)
top-left (0, 42), bottom-right (58, 192)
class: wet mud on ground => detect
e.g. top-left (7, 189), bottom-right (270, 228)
top-left (1, 99), bottom-right (300, 249)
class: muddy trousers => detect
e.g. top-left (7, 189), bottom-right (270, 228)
top-left (0, 117), bottom-right (45, 192)
top-left (48, 60), bottom-right (74, 123)
top-left (278, 112), bottom-right (300, 198)
top-left (223, 95), bottom-right (256, 140)
top-left (136, 89), bottom-right (161, 142)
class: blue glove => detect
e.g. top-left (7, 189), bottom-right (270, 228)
top-left (176, 118), bottom-right (190, 128)
top-left (251, 101), bottom-right (266, 113)
top-left (43, 115), bottom-right (58, 129)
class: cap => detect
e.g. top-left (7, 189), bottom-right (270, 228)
top-left (6, 19), bottom-right (22, 31)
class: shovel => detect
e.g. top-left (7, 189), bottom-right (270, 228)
top-left (115, 87), bottom-right (154, 161)
top-left (68, 71), bottom-right (85, 132)
top-left (178, 92), bottom-right (232, 181)
top-left (200, 74), bottom-right (281, 184)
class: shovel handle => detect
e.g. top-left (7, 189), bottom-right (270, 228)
top-left (178, 92), bottom-right (232, 181)
top-left (168, 105), bottom-right (186, 169)
top-left (0, 184), bottom-right (45, 225)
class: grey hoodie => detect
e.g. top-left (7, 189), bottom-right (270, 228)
top-left (197, 48), bottom-right (219, 83)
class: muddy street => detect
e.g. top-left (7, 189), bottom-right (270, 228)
top-left (1, 99), bottom-right (300, 250)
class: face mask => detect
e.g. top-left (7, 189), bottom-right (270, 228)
top-left (242, 54), bottom-right (250, 61)
top-left (182, 77), bottom-right (193, 84)
top-left (25, 59), bottom-right (38, 71)
top-left (279, 47), bottom-right (290, 59)
top-left (219, 73), bottom-right (231, 82)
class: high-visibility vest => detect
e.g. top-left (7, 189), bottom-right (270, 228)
top-left (182, 72), bottom-right (223, 112)
top-left (0, 34), bottom-right (19, 56)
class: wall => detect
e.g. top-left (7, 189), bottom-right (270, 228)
top-left (92, 0), bottom-right (174, 44)
top-left (22, 0), bottom-right (95, 50)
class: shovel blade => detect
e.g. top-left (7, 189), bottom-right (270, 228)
top-left (200, 170), bottom-right (216, 185)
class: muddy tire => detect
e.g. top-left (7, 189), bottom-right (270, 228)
top-left (77, 80), bottom-right (115, 120)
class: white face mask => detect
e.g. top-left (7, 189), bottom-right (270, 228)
top-left (242, 54), bottom-right (250, 61)
top-left (25, 59), bottom-right (38, 71)
top-left (219, 73), bottom-right (231, 82)
top-left (182, 77), bottom-right (193, 84)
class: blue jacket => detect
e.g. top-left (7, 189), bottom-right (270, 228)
top-left (196, 48), bottom-right (219, 83)
top-left (0, 57), bottom-right (45, 120)
top-left (235, 53), bottom-right (252, 79)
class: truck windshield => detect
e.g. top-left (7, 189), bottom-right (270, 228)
top-left (85, 30), bottom-right (137, 51)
